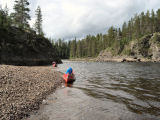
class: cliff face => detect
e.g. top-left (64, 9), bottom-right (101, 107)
top-left (96, 33), bottom-right (160, 62)
top-left (129, 33), bottom-right (160, 60)
top-left (0, 27), bottom-right (61, 66)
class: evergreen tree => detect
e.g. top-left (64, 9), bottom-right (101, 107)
top-left (76, 40), bottom-right (82, 58)
top-left (12, 0), bottom-right (30, 29)
top-left (151, 9), bottom-right (156, 33)
top-left (86, 35), bottom-right (92, 57)
top-left (0, 8), bottom-right (5, 27)
top-left (128, 20), bottom-right (132, 41)
top-left (156, 9), bottom-right (160, 32)
top-left (145, 10), bottom-right (151, 34)
top-left (70, 38), bottom-right (77, 58)
top-left (0, 7), bottom-right (9, 28)
top-left (140, 12), bottom-right (145, 35)
top-left (108, 26), bottom-right (115, 47)
top-left (91, 36), bottom-right (97, 57)
top-left (34, 6), bottom-right (43, 36)
top-left (134, 15), bottom-right (141, 38)
top-left (122, 22), bottom-right (127, 38)
top-left (54, 9), bottom-right (160, 59)
top-left (4, 4), bottom-right (9, 16)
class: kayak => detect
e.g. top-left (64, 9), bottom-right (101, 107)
top-left (53, 64), bottom-right (57, 67)
top-left (52, 62), bottom-right (57, 67)
top-left (63, 73), bottom-right (76, 83)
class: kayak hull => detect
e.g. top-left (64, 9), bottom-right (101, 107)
top-left (63, 73), bottom-right (75, 83)
top-left (52, 63), bottom-right (57, 67)
top-left (52, 62), bottom-right (57, 67)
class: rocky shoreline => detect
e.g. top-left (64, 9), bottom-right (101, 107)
top-left (0, 65), bottom-right (63, 120)
top-left (95, 56), bottom-right (160, 63)
top-left (70, 57), bottom-right (160, 63)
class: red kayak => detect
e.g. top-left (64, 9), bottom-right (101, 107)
top-left (52, 62), bottom-right (57, 67)
top-left (63, 73), bottom-right (76, 83)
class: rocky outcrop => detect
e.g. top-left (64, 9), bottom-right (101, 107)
top-left (0, 27), bottom-right (61, 66)
top-left (149, 33), bottom-right (160, 61)
top-left (96, 33), bottom-right (160, 62)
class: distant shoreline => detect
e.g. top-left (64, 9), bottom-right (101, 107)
top-left (0, 65), bottom-right (63, 120)
top-left (69, 57), bottom-right (160, 63)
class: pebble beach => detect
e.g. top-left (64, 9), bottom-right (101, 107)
top-left (0, 65), bottom-right (63, 120)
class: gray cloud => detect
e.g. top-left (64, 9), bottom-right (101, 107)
top-left (1, 0), bottom-right (160, 40)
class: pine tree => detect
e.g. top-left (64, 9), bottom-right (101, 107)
top-left (0, 6), bottom-right (9, 28)
top-left (134, 15), bottom-right (141, 38)
top-left (54, 9), bottom-right (160, 59)
top-left (76, 40), bottom-right (82, 58)
top-left (156, 9), bottom-right (160, 32)
top-left (12, 0), bottom-right (30, 29)
top-left (91, 36), bottom-right (96, 57)
top-left (70, 38), bottom-right (77, 58)
top-left (0, 8), bottom-right (5, 27)
top-left (108, 26), bottom-right (115, 47)
top-left (122, 22), bottom-right (127, 38)
top-left (140, 12), bottom-right (145, 35)
top-left (151, 9), bottom-right (156, 33)
top-left (4, 4), bottom-right (9, 16)
top-left (128, 20), bottom-right (132, 41)
top-left (34, 6), bottom-right (43, 36)
top-left (145, 10), bottom-right (151, 34)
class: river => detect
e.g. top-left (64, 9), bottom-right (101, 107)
top-left (28, 61), bottom-right (160, 120)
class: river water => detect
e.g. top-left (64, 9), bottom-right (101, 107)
top-left (28, 61), bottom-right (160, 120)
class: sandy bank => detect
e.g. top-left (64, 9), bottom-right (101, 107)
top-left (0, 65), bottom-right (63, 120)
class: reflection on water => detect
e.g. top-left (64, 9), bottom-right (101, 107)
top-left (28, 61), bottom-right (160, 120)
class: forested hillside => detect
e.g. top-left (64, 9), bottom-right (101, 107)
top-left (2, 0), bottom-right (160, 62)
top-left (0, 1), bottom-right (61, 65)
top-left (55, 9), bottom-right (160, 61)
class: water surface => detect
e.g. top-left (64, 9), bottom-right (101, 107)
top-left (28, 61), bottom-right (160, 120)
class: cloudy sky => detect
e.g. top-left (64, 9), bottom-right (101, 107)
top-left (1, 0), bottom-right (160, 40)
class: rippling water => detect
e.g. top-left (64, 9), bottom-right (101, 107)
top-left (28, 61), bottom-right (160, 120)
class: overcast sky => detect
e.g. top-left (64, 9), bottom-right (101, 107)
top-left (1, 0), bottom-right (160, 40)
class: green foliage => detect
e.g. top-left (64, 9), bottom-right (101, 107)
top-left (61, 9), bottom-right (160, 59)
top-left (49, 9), bottom-right (160, 59)
top-left (34, 6), bottom-right (44, 36)
top-left (0, 3), bottom-right (61, 65)
top-left (52, 39), bottom-right (70, 59)
top-left (0, 8), bottom-right (10, 29)
top-left (70, 38), bottom-right (77, 58)
top-left (11, 0), bottom-right (31, 29)
top-left (151, 33), bottom-right (160, 47)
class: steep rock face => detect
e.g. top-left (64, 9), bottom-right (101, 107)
top-left (131, 33), bottom-right (160, 60)
top-left (151, 44), bottom-right (160, 60)
top-left (129, 34), bottom-right (152, 58)
top-left (96, 33), bottom-right (160, 62)
top-left (149, 33), bottom-right (160, 60)
top-left (0, 27), bottom-right (61, 66)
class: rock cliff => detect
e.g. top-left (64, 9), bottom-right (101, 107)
top-left (0, 27), bottom-right (61, 65)
top-left (96, 33), bottom-right (160, 62)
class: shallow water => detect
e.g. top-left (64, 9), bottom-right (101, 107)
top-left (28, 61), bottom-right (160, 120)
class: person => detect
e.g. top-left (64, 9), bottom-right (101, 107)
top-left (65, 67), bottom-right (73, 75)
top-left (52, 61), bottom-right (57, 67)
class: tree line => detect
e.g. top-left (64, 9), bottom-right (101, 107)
top-left (0, 0), bottom-right (43, 36)
top-left (54, 9), bottom-right (160, 59)
top-left (1, 2), bottom-right (160, 59)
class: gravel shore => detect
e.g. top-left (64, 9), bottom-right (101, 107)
top-left (0, 65), bottom-right (63, 120)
